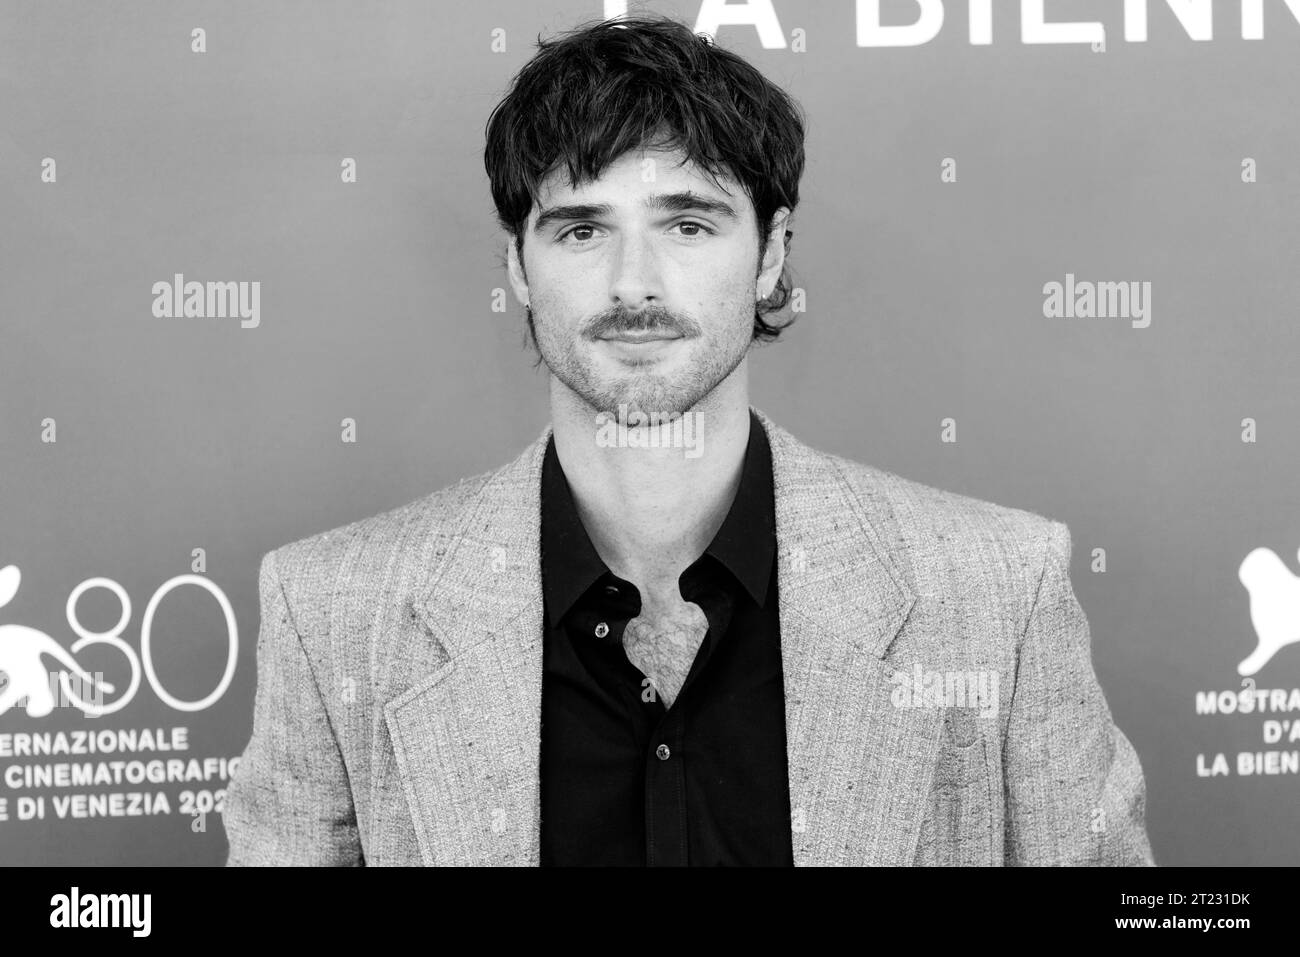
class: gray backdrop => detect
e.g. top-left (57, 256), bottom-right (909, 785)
top-left (2, 0), bottom-right (1297, 865)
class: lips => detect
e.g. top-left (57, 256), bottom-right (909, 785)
top-left (597, 330), bottom-right (683, 343)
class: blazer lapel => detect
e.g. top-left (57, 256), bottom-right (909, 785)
top-left (383, 430), bottom-right (549, 866)
top-left (385, 409), bottom-right (943, 866)
top-left (756, 409), bottom-right (944, 866)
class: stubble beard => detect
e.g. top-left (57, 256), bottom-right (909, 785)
top-left (539, 319), bottom-right (751, 421)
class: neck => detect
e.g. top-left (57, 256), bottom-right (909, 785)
top-left (549, 364), bottom-right (752, 598)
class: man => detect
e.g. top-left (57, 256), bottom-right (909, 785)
top-left (223, 14), bottom-right (1154, 866)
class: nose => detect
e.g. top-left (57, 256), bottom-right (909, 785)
top-left (608, 229), bottom-right (663, 309)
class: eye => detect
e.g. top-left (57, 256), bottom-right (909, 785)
top-left (558, 223), bottom-right (600, 244)
top-left (673, 220), bottom-right (714, 238)
top-left (557, 221), bottom-right (717, 244)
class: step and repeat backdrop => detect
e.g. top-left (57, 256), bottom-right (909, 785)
top-left (2, 0), bottom-right (1297, 865)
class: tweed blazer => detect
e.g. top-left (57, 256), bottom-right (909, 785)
top-left (222, 408), bottom-right (1154, 866)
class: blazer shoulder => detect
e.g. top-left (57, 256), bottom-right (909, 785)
top-left (819, 453), bottom-right (1078, 674)
top-left (821, 451), bottom-right (1068, 612)
top-left (258, 464), bottom-right (498, 630)
top-left (829, 452), bottom-right (1060, 543)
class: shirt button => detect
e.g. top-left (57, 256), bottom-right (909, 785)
top-left (655, 744), bottom-right (671, 761)
top-left (594, 621), bottom-right (609, 638)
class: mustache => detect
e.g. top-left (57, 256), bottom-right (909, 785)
top-left (583, 305), bottom-right (702, 340)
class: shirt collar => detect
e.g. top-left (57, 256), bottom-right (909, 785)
top-left (539, 408), bottom-right (776, 627)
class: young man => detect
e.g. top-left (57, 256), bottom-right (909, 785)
top-left (224, 14), bottom-right (1154, 866)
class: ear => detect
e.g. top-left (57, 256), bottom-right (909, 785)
top-left (756, 207), bottom-right (791, 301)
top-left (506, 236), bottom-right (530, 307)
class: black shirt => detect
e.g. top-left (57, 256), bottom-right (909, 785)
top-left (538, 410), bottom-right (793, 866)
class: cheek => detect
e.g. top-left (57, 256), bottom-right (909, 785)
top-left (529, 282), bottom-right (576, 329)
top-left (688, 260), bottom-right (757, 323)
top-left (531, 267), bottom-right (596, 318)
top-left (698, 244), bottom-right (759, 296)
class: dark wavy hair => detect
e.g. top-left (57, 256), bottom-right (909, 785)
top-left (483, 13), bottom-right (806, 349)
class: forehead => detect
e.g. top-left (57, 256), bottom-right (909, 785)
top-left (532, 145), bottom-right (747, 213)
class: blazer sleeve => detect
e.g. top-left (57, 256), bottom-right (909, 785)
top-left (1002, 520), bottom-right (1155, 865)
top-left (223, 548), bottom-right (364, 866)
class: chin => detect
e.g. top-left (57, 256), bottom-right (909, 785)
top-left (588, 380), bottom-right (705, 421)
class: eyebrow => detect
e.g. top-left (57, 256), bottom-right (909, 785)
top-left (531, 191), bottom-right (740, 235)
